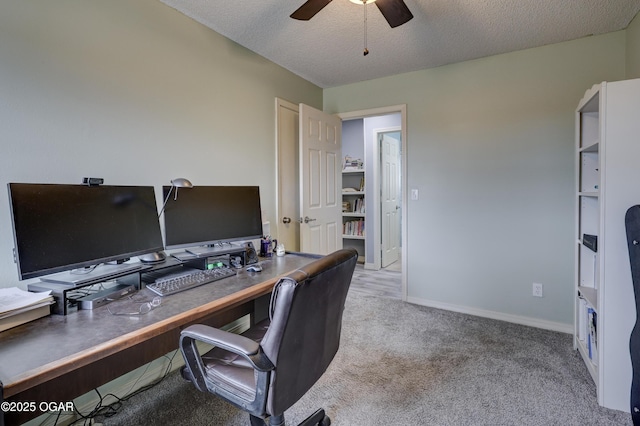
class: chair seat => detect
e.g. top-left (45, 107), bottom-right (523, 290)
top-left (200, 319), bottom-right (271, 402)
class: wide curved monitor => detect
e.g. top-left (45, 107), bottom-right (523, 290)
top-left (163, 185), bottom-right (263, 250)
top-left (8, 183), bottom-right (164, 281)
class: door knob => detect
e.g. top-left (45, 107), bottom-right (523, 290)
top-left (303, 216), bottom-right (316, 224)
top-left (282, 217), bottom-right (291, 224)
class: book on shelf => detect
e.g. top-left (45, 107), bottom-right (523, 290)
top-left (583, 234), bottom-right (597, 252)
top-left (587, 307), bottom-right (598, 365)
top-left (0, 287), bottom-right (53, 332)
top-left (342, 199), bottom-right (364, 214)
top-left (343, 219), bottom-right (365, 236)
top-left (351, 197), bottom-right (365, 213)
top-left (578, 298), bottom-right (587, 342)
top-left (343, 156), bottom-right (363, 170)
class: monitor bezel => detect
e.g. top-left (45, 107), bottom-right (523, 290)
top-left (7, 183), bottom-right (165, 281)
top-left (162, 185), bottom-right (263, 251)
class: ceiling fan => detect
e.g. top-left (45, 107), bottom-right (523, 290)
top-left (291, 0), bottom-right (414, 29)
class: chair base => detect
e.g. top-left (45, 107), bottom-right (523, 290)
top-left (299, 409), bottom-right (330, 426)
top-left (250, 409), bottom-right (330, 426)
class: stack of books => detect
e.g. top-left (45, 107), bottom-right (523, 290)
top-left (343, 156), bottom-right (363, 170)
top-left (343, 219), bottom-right (365, 236)
top-left (0, 287), bottom-right (54, 333)
top-left (351, 197), bottom-right (365, 213)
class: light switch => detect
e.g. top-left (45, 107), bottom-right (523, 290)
top-left (411, 189), bottom-right (419, 200)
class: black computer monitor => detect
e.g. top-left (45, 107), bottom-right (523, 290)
top-left (162, 185), bottom-right (263, 251)
top-left (7, 183), bottom-right (164, 283)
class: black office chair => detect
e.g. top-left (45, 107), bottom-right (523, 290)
top-left (179, 248), bottom-right (358, 426)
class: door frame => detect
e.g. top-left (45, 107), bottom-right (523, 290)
top-left (275, 98), bottom-right (300, 252)
top-left (338, 105), bottom-right (407, 301)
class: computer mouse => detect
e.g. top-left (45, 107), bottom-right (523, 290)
top-left (246, 265), bottom-right (262, 272)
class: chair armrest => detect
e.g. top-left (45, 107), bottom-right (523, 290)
top-left (180, 324), bottom-right (274, 395)
top-left (180, 324), bottom-right (274, 415)
top-left (180, 324), bottom-right (275, 371)
top-left (182, 324), bottom-right (259, 355)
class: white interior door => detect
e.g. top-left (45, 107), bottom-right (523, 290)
top-left (381, 132), bottom-right (400, 267)
top-left (276, 98), bottom-right (300, 252)
top-left (299, 104), bottom-right (342, 255)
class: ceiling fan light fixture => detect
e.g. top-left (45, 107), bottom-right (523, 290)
top-left (291, 0), bottom-right (413, 30)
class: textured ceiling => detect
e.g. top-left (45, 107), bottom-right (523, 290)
top-left (159, 0), bottom-right (640, 88)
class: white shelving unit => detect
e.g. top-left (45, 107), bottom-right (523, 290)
top-left (342, 169), bottom-right (366, 262)
top-left (574, 79), bottom-right (640, 412)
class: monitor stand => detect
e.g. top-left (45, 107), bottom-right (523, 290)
top-left (186, 243), bottom-right (235, 257)
top-left (39, 262), bottom-right (143, 287)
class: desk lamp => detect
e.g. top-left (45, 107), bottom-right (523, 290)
top-left (139, 178), bottom-right (193, 264)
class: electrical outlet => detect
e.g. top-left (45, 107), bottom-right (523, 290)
top-left (533, 282), bottom-right (543, 298)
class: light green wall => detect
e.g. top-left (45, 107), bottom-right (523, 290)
top-left (627, 12), bottom-right (640, 78)
top-left (0, 0), bottom-right (322, 290)
top-left (0, 0), bottom-right (635, 329)
top-left (325, 32), bottom-right (627, 327)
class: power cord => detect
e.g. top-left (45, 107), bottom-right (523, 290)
top-left (75, 350), bottom-right (178, 423)
top-left (36, 350), bottom-right (178, 425)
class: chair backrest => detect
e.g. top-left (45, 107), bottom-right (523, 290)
top-left (260, 248), bottom-right (358, 416)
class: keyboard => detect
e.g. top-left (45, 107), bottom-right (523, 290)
top-left (146, 267), bottom-right (236, 296)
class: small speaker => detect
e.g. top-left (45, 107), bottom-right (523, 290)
top-left (245, 241), bottom-right (258, 265)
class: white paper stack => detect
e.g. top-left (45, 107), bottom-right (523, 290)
top-left (0, 287), bottom-right (54, 332)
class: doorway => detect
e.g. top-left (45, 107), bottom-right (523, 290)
top-left (275, 101), bottom-right (407, 301)
top-left (341, 117), bottom-right (403, 271)
top-left (339, 105), bottom-right (407, 300)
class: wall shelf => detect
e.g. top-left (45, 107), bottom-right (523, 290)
top-left (574, 79), bottom-right (640, 412)
top-left (342, 235), bottom-right (365, 240)
top-left (342, 169), bottom-right (366, 262)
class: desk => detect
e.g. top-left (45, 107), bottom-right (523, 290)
top-left (0, 253), bottom-right (318, 425)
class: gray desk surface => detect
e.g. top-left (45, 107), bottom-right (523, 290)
top-left (0, 253), bottom-right (317, 401)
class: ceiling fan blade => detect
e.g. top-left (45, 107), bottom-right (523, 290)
top-left (290, 0), bottom-right (333, 20)
top-left (375, 0), bottom-right (413, 28)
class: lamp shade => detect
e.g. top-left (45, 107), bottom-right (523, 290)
top-left (139, 177), bottom-right (193, 264)
top-left (171, 178), bottom-right (193, 188)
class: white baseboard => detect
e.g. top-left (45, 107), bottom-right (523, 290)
top-left (364, 262), bottom-right (377, 270)
top-left (406, 296), bottom-right (573, 334)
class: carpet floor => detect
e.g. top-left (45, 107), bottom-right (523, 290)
top-left (96, 291), bottom-right (632, 425)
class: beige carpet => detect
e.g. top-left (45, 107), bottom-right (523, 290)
top-left (96, 290), bottom-right (632, 425)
